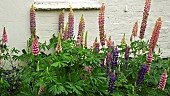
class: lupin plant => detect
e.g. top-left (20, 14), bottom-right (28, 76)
top-left (112, 47), bottom-right (118, 70)
top-left (108, 71), bottom-right (117, 93)
top-left (139, 0), bottom-right (151, 39)
top-left (68, 6), bottom-right (74, 39)
top-left (78, 15), bottom-right (85, 36)
top-left (158, 70), bottom-right (168, 91)
top-left (99, 3), bottom-right (105, 46)
top-left (146, 51), bottom-right (153, 73)
top-left (136, 64), bottom-right (147, 87)
top-left (148, 17), bottom-right (162, 52)
top-left (121, 33), bottom-right (126, 46)
top-left (124, 46), bottom-right (130, 70)
top-left (93, 37), bottom-right (100, 53)
top-left (30, 4), bottom-right (36, 37)
top-left (107, 36), bottom-right (114, 49)
top-left (56, 30), bottom-right (62, 53)
top-left (63, 23), bottom-right (68, 40)
top-left (132, 21), bottom-right (138, 38)
top-left (32, 36), bottom-right (39, 55)
top-left (106, 52), bottom-right (112, 76)
top-left (58, 10), bottom-right (65, 36)
top-left (2, 27), bottom-right (8, 44)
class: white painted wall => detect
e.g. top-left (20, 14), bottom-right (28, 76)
top-left (0, 0), bottom-right (33, 51)
top-left (0, 0), bottom-right (170, 57)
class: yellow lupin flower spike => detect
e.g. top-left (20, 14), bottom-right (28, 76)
top-left (121, 33), bottom-right (126, 45)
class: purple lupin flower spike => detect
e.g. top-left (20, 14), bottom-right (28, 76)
top-left (112, 47), bottom-right (118, 71)
top-left (108, 71), bottom-right (116, 93)
top-left (124, 46), bottom-right (130, 70)
top-left (106, 53), bottom-right (112, 76)
top-left (136, 64), bottom-right (147, 87)
top-left (68, 6), bottom-right (74, 39)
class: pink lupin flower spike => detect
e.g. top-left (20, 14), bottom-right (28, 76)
top-left (148, 17), bottom-right (162, 52)
top-left (32, 36), bottom-right (39, 55)
top-left (146, 51), bottom-right (153, 73)
top-left (99, 3), bottom-right (105, 46)
top-left (158, 70), bottom-right (168, 91)
top-left (2, 27), bottom-right (8, 44)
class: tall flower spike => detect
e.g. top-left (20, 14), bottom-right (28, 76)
top-left (32, 36), bottom-right (39, 55)
top-left (107, 36), bottom-right (114, 49)
top-left (121, 33), bottom-right (126, 45)
top-left (76, 35), bottom-right (81, 45)
top-left (124, 46), bottom-right (130, 70)
top-left (93, 37), bottom-right (100, 53)
top-left (63, 23), bottom-right (68, 40)
top-left (58, 10), bottom-right (65, 36)
top-left (146, 52), bottom-right (153, 73)
top-left (158, 70), bottom-right (168, 91)
top-left (56, 31), bottom-right (62, 53)
top-left (68, 6), bottom-right (74, 39)
top-left (139, 0), bottom-right (151, 39)
top-left (78, 14), bottom-right (85, 36)
top-left (148, 17), bottom-right (162, 52)
top-left (2, 27), bottom-right (8, 44)
top-left (30, 5), bottom-right (36, 37)
top-left (108, 71), bottom-right (116, 93)
top-left (112, 47), bottom-right (118, 70)
top-left (80, 30), bottom-right (84, 45)
top-left (99, 3), bottom-right (105, 46)
top-left (136, 64), bottom-right (147, 87)
top-left (106, 53), bottom-right (112, 76)
top-left (84, 31), bottom-right (88, 48)
top-left (132, 21), bottom-right (138, 37)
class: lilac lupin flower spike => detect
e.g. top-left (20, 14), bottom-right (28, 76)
top-left (68, 6), bottom-right (74, 39)
top-left (136, 64), bottom-right (147, 87)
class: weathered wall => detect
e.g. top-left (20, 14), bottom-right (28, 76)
top-left (0, 0), bottom-right (33, 50)
top-left (36, 0), bottom-right (170, 57)
top-left (0, 0), bottom-right (169, 57)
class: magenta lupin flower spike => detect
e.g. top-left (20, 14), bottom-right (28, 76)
top-left (99, 3), bottom-right (105, 46)
top-left (58, 10), bottom-right (65, 36)
top-left (139, 0), bottom-right (151, 39)
top-left (32, 36), bottom-right (39, 55)
top-left (68, 6), bottom-right (74, 39)
top-left (158, 70), bottom-right (168, 91)
top-left (30, 5), bottom-right (36, 37)
top-left (2, 27), bottom-right (8, 44)
top-left (146, 52), bottom-right (153, 73)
